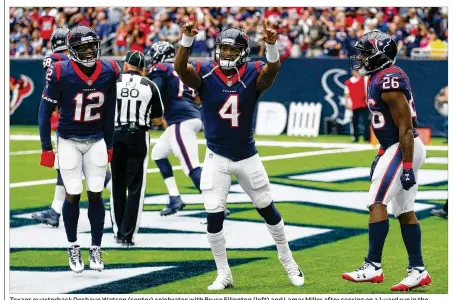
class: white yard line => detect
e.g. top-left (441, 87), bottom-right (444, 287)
top-left (10, 147), bottom-right (364, 188)
top-left (9, 134), bottom-right (448, 155)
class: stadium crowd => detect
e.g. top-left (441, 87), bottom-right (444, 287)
top-left (10, 7), bottom-right (448, 59)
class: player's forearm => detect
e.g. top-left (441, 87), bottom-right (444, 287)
top-left (399, 126), bottom-right (414, 163)
top-left (174, 45), bottom-right (191, 77)
top-left (38, 100), bottom-right (55, 151)
top-left (174, 43), bottom-right (202, 89)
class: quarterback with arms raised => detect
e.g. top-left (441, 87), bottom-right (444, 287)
top-left (342, 31), bottom-right (431, 291)
top-left (39, 25), bottom-right (119, 273)
top-left (175, 12), bottom-right (304, 290)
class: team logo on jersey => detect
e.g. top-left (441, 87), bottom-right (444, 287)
top-left (10, 74), bottom-right (34, 115)
top-left (87, 79), bottom-right (93, 86)
top-left (227, 80), bottom-right (233, 87)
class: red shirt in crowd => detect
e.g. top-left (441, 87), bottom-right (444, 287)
top-left (344, 75), bottom-right (367, 110)
top-left (38, 15), bottom-right (55, 40)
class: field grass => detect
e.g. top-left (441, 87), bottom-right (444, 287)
top-left (8, 126), bottom-right (448, 294)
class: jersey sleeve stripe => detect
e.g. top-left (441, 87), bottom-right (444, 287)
top-left (254, 61), bottom-right (261, 73)
top-left (109, 59), bottom-right (120, 77)
top-left (196, 61), bottom-right (202, 73)
top-left (155, 63), bottom-right (167, 72)
top-left (375, 66), bottom-right (408, 87)
top-left (55, 62), bottom-right (61, 81)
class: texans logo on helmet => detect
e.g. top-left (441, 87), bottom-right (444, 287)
top-left (242, 33), bottom-right (249, 41)
top-left (10, 75), bottom-right (34, 115)
top-left (368, 37), bottom-right (378, 51)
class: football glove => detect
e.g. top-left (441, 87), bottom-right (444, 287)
top-left (40, 150), bottom-right (55, 168)
top-left (370, 148), bottom-right (385, 181)
top-left (401, 163), bottom-right (416, 190)
top-left (107, 148), bottom-right (113, 163)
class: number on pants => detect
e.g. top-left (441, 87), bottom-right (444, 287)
top-left (73, 91), bottom-right (105, 122)
top-left (219, 94), bottom-right (241, 127)
top-left (172, 70), bottom-right (196, 98)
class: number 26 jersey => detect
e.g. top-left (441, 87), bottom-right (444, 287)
top-left (367, 66), bottom-right (419, 149)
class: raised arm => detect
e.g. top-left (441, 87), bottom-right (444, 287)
top-left (174, 11), bottom-right (202, 90)
top-left (256, 18), bottom-right (281, 94)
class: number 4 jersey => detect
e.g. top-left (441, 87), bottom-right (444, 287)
top-left (367, 66), bottom-right (419, 149)
top-left (39, 59), bottom-right (120, 151)
top-left (192, 60), bottom-right (266, 161)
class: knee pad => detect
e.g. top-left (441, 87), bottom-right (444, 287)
top-left (151, 144), bottom-right (167, 161)
top-left (65, 179), bottom-right (83, 195)
top-left (86, 177), bottom-right (104, 193)
top-left (253, 192), bottom-right (273, 210)
top-left (257, 202), bottom-right (282, 225)
top-left (207, 211), bottom-right (225, 233)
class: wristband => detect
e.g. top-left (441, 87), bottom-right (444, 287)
top-left (377, 148), bottom-right (385, 156)
top-left (403, 162), bottom-right (413, 169)
top-left (265, 43), bottom-right (279, 63)
top-left (181, 34), bottom-right (195, 48)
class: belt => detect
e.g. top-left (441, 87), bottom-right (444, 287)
top-left (115, 123), bottom-right (148, 132)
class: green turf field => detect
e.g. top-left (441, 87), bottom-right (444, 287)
top-left (9, 125), bottom-right (448, 294)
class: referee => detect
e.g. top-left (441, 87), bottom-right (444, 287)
top-left (110, 51), bottom-right (164, 247)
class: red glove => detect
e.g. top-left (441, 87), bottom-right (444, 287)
top-left (40, 150), bottom-right (55, 168)
top-left (107, 148), bottom-right (113, 163)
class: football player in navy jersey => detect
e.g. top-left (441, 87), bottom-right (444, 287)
top-left (38, 25), bottom-right (120, 273)
top-left (33, 27), bottom-right (113, 228)
top-left (342, 31), bottom-right (431, 291)
top-left (175, 13), bottom-right (304, 290)
top-left (147, 41), bottom-right (202, 216)
top-left (147, 41), bottom-right (231, 218)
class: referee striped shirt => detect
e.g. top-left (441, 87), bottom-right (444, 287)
top-left (115, 70), bottom-right (164, 128)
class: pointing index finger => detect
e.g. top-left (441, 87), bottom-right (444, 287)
top-left (192, 10), bottom-right (197, 27)
top-left (262, 18), bottom-right (268, 31)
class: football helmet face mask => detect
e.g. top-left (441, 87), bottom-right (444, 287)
top-left (349, 30), bottom-right (398, 75)
top-left (50, 28), bottom-right (69, 53)
top-left (67, 25), bottom-right (101, 67)
top-left (147, 41), bottom-right (176, 67)
top-left (214, 29), bottom-right (250, 71)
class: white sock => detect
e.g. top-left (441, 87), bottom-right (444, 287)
top-left (51, 185), bottom-right (66, 214)
top-left (207, 230), bottom-right (231, 276)
top-left (164, 177), bottom-right (180, 197)
top-left (266, 219), bottom-right (294, 265)
top-left (105, 178), bottom-right (112, 193)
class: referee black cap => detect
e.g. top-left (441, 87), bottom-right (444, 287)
top-left (125, 51), bottom-right (146, 68)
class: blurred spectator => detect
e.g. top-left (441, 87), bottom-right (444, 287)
top-left (322, 27), bottom-right (342, 57)
top-left (114, 20), bottom-right (128, 56)
top-left (343, 28), bottom-right (358, 57)
top-left (9, 7), bottom-right (448, 59)
top-left (306, 15), bottom-right (327, 57)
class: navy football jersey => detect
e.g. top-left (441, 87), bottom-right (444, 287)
top-left (192, 60), bottom-right (266, 161)
top-left (42, 52), bottom-right (69, 71)
top-left (39, 59), bottom-right (120, 151)
top-left (148, 62), bottom-right (201, 125)
top-left (367, 66), bottom-right (419, 149)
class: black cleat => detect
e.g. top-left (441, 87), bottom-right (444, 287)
top-left (122, 240), bottom-right (135, 247)
top-left (160, 196), bottom-right (186, 216)
top-left (32, 207), bottom-right (60, 227)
